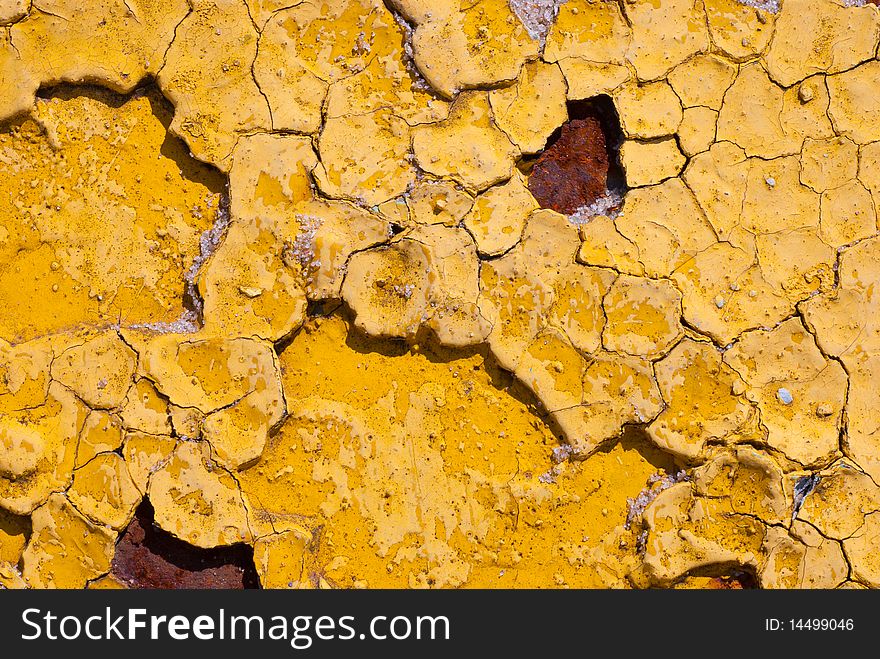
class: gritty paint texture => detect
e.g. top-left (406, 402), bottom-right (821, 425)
top-left (528, 116), bottom-right (611, 214)
top-left (0, 0), bottom-right (879, 590)
top-left (111, 501), bottom-right (259, 589)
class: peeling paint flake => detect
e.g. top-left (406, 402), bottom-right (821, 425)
top-left (3, 0), bottom-right (880, 591)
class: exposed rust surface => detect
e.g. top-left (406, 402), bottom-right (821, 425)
top-left (111, 501), bottom-right (259, 590)
top-left (528, 115), bottom-right (610, 214)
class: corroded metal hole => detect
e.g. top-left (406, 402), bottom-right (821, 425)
top-left (527, 95), bottom-right (626, 216)
top-left (111, 499), bottom-right (259, 589)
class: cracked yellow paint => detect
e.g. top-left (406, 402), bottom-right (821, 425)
top-left (406, 179), bottom-right (473, 228)
top-left (703, 0), bottom-right (775, 62)
top-left (559, 59), bottom-right (630, 100)
top-left (148, 441), bottom-right (252, 548)
top-left (724, 319), bottom-right (845, 467)
top-left (157, 0), bottom-right (270, 170)
top-left (0, 507), bottom-right (28, 566)
top-left (316, 109), bottom-right (416, 206)
top-left (798, 461), bottom-right (880, 539)
top-left (602, 275), bottom-right (683, 358)
top-left (0, 1), bottom-right (27, 25)
top-left (122, 432), bottom-right (177, 494)
top-left (716, 64), bottom-right (832, 159)
top-left (0, 88), bottom-right (224, 342)
top-left (764, 0), bottom-right (880, 87)
top-left (647, 340), bottom-right (755, 461)
top-left (76, 411), bottom-right (125, 469)
top-left (828, 61), bottom-right (880, 145)
top-left (239, 316), bottom-right (670, 587)
top-left (405, 0), bottom-right (538, 98)
top-left (624, 0), bottom-right (708, 82)
top-left (614, 80), bottom-right (683, 139)
top-left (667, 54), bottom-right (736, 110)
top-left (0, 383), bottom-right (85, 515)
top-left (843, 512), bottom-right (880, 588)
top-left (489, 60), bottom-right (567, 154)
top-left (11, 0), bottom-right (188, 97)
top-left (68, 452), bottom-right (140, 530)
top-left (761, 521), bottom-right (848, 589)
top-left (254, 529), bottom-right (311, 589)
top-left (463, 172), bottom-right (536, 256)
top-left (620, 138), bottom-right (686, 187)
top-left (21, 493), bottom-right (115, 588)
top-left (615, 177), bottom-right (716, 278)
top-left (677, 106), bottom-right (718, 157)
top-left (4, 0), bottom-right (880, 591)
top-left (120, 379), bottom-right (172, 437)
top-left (544, 0), bottom-right (629, 65)
top-left (412, 91), bottom-right (519, 193)
top-left (253, 8), bottom-right (330, 134)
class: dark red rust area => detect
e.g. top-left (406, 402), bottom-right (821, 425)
top-left (705, 571), bottom-right (759, 590)
top-left (111, 500), bottom-right (260, 589)
top-left (528, 116), bottom-right (610, 215)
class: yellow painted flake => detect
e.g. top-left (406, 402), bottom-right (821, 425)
top-left (463, 172), bottom-right (537, 256)
top-left (490, 61), bottom-right (567, 154)
top-left (798, 461), bottom-right (880, 539)
top-left (544, 0), bottom-right (630, 64)
top-left (122, 432), bottom-right (177, 494)
top-left (11, 0), bottom-right (189, 95)
top-left (3, 0), bottom-right (880, 591)
top-left (157, 0), bottom-right (271, 169)
top-left (647, 340), bottom-right (755, 461)
top-left (703, 0), bottom-right (775, 62)
top-left (21, 493), bottom-right (115, 588)
top-left (120, 379), bottom-right (172, 436)
top-left (558, 59), bottom-right (630, 100)
top-left (407, 0), bottom-right (538, 98)
top-left (843, 512), bottom-right (880, 588)
top-left (0, 383), bottom-right (86, 515)
top-left (615, 178), bottom-right (717, 278)
top-left (0, 88), bottom-right (223, 342)
top-left (827, 61), bottom-right (880, 145)
top-left (68, 453), bottom-right (141, 530)
top-left (602, 275), bottom-right (683, 358)
top-left (764, 0), bottom-right (880, 88)
top-left (624, 0), bottom-right (709, 82)
top-left (253, 13), bottom-right (328, 134)
top-left (666, 54), bottom-right (737, 110)
top-left (148, 441), bottom-right (252, 548)
top-left (614, 80), bottom-right (683, 139)
top-left (76, 411), bottom-right (125, 468)
top-left (315, 109), bottom-right (416, 206)
top-left (620, 138), bottom-right (686, 187)
top-left (406, 179), bottom-right (474, 228)
top-left (0, 1), bottom-right (27, 25)
top-left (677, 107), bottom-right (718, 157)
top-left (761, 522), bottom-right (848, 589)
top-left (412, 91), bottom-right (519, 193)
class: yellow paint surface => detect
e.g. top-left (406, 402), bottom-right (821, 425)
top-left (1, 0), bottom-right (879, 590)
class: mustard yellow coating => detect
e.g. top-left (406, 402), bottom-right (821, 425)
top-left (1, 0), bottom-right (880, 590)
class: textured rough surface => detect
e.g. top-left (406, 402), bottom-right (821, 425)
top-left (528, 116), bottom-right (610, 214)
top-left (0, 88), bottom-right (224, 341)
top-left (3, 0), bottom-right (880, 592)
top-left (112, 501), bottom-right (259, 589)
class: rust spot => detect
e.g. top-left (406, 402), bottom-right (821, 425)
top-left (111, 500), bottom-right (260, 589)
top-left (528, 96), bottom-right (625, 215)
top-left (705, 571), bottom-right (759, 589)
